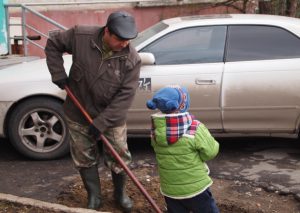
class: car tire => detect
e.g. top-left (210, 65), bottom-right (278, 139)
top-left (8, 97), bottom-right (70, 160)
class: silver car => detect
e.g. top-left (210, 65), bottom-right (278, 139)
top-left (1, 14), bottom-right (300, 159)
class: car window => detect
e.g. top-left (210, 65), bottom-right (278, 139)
top-left (131, 22), bottom-right (168, 47)
top-left (140, 26), bottom-right (227, 65)
top-left (226, 25), bottom-right (300, 62)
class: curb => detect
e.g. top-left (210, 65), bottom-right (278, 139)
top-left (0, 193), bottom-right (110, 213)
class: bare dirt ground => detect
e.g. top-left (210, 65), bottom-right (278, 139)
top-left (1, 163), bottom-right (300, 213)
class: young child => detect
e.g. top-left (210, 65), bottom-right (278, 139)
top-left (146, 85), bottom-right (220, 213)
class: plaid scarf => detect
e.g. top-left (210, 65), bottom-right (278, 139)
top-left (151, 112), bottom-right (202, 145)
top-left (165, 113), bottom-right (192, 144)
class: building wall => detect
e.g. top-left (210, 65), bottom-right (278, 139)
top-left (6, 1), bottom-right (249, 57)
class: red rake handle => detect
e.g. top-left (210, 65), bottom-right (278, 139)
top-left (64, 86), bottom-right (162, 213)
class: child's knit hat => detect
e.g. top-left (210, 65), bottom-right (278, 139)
top-left (146, 85), bottom-right (190, 114)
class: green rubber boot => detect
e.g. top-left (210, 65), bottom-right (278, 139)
top-left (112, 171), bottom-right (133, 213)
top-left (79, 166), bottom-right (102, 210)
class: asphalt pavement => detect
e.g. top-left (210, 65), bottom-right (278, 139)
top-left (0, 137), bottom-right (300, 203)
top-left (210, 137), bottom-right (300, 199)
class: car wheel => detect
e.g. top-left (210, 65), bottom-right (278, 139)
top-left (8, 97), bottom-right (70, 160)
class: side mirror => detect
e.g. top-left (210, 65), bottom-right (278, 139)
top-left (139, 52), bottom-right (155, 65)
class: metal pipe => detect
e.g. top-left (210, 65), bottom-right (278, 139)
top-left (21, 7), bottom-right (27, 56)
top-left (64, 86), bottom-right (163, 213)
top-left (26, 24), bottom-right (49, 39)
top-left (5, 4), bottom-right (67, 55)
top-left (8, 23), bottom-right (22, 26)
top-left (21, 5), bottom-right (67, 30)
top-left (25, 38), bottom-right (45, 50)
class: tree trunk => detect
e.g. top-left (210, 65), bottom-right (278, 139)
top-left (286, 0), bottom-right (298, 17)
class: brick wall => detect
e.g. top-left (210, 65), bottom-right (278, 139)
top-left (6, 1), bottom-right (250, 57)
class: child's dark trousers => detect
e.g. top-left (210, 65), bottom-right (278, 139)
top-left (164, 188), bottom-right (219, 213)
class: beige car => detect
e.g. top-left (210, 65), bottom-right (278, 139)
top-left (1, 14), bottom-right (300, 159)
top-left (129, 14), bottom-right (300, 138)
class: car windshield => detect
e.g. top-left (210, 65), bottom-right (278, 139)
top-left (131, 21), bottom-right (168, 47)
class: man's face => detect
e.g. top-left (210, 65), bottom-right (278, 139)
top-left (104, 28), bottom-right (130, 52)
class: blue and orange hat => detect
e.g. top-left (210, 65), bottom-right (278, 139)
top-left (146, 85), bottom-right (190, 114)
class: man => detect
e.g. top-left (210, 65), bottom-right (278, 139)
top-left (45, 11), bottom-right (141, 212)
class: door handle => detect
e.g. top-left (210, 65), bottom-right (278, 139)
top-left (195, 79), bottom-right (216, 85)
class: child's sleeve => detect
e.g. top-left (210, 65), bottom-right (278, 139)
top-left (194, 123), bottom-right (219, 162)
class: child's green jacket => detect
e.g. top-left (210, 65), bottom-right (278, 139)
top-left (150, 112), bottom-right (219, 199)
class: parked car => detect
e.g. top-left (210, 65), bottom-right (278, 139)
top-left (1, 14), bottom-right (300, 160)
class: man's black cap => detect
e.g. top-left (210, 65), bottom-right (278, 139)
top-left (106, 11), bottom-right (138, 40)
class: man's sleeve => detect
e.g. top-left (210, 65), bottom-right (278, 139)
top-left (44, 27), bottom-right (75, 82)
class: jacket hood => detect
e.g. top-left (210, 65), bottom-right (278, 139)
top-left (151, 112), bottom-right (193, 145)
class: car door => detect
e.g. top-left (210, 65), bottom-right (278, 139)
top-left (222, 25), bottom-right (300, 134)
top-left (127, 25), bottom-right (227, 134)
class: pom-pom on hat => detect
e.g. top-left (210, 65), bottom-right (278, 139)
top-left (146, 85), bottom-right (190, 114)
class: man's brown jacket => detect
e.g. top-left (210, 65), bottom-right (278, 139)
top-left (45, 25), bottom-right (141, 132)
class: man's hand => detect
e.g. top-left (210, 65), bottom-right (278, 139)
top-left (53, 78), bottom-right (68, 90)
top-left (88, 123), bottom-right (101, 140)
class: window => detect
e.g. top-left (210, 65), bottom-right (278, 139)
top-left (131, 22), bottom-right (168, 47)
top-left (226, 25), bottom-right (300, 62)
top-left (140, 26), bottom-right (227, 65)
